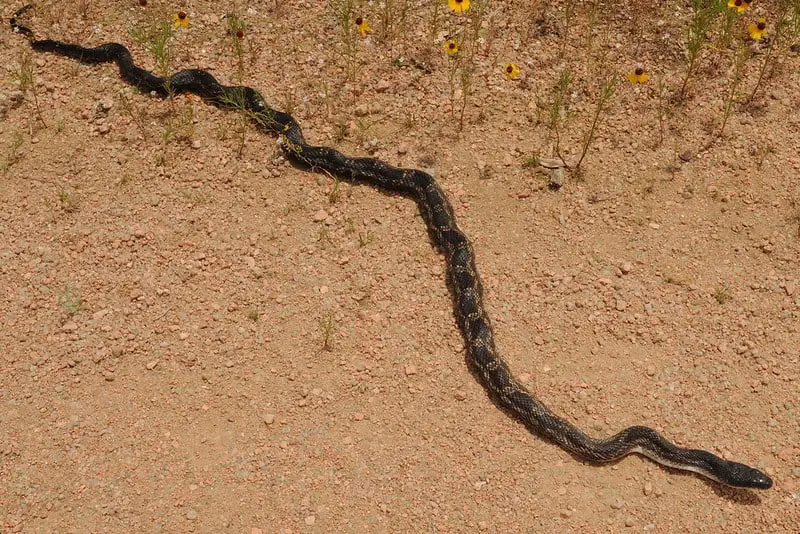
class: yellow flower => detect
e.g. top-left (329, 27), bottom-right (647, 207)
top-left (173, 11), bottom-right (189, 29)
top-left (355, 17), bottom-right (371, 38)
top-left (727, 0), bottom-right (747, 13)
top-left (448, 0), bottom-right (470, 14)
top-left (627, 67), bottom-right (649, 84)
top-left (748, 17), bottom-right (767, 40)
top-left (504, 63), bottom-right (520, 80)
top-left (444, 39), bottom-right (460, 56)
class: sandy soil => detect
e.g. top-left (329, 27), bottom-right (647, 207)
top-left (1, 1), bottom-right (798, 532)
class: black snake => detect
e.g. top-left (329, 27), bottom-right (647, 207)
top-left (10, 3), bottom-right (772, 490)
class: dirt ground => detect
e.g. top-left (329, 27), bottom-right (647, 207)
top-left (1, 1), bottom-right (798, 532)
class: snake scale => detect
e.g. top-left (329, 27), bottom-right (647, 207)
top-left (11, 3), bottom-right (772, 489)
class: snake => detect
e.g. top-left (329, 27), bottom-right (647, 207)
top-left (10, 3), bottom-right (772, 490)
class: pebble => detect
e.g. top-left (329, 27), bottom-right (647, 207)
top-left (146, 360), bottom-right (158, 370)
top-left (251, 529), bottom-right (264, 534)
top-left (643, 481), bottom-right (653, 495)
top-left (62, 322), bottom-right (78, 332)
top-left (191, 139), bottom-right (202, 149)
top-left (304, 515), bottom-right (316, 526)
top-left (103, 371), bottom-right (115, 382)
top-left (560, 509), bottom-right (572, 518)
top-left (624, 517), bottom-right (635, 527)
top-left (312, 209), bottom-right (327, 222)
top-left (549, 167), bottom-right (565, 189)
top-left (186, 508), bottom-right (198, 520)
top-left (179, 332), bottom-right (190, 340)
top-left (405, 364), bottom-right (417, 376)
top-left (615, 299), bottom-right (628, 311)
top-left (620, 261), bottom-right (633, 274)
top-left (264, 414), bottom-right (275, 425)
top-left (454, 390), bottom-right (467, 401)
top-left (645, 365), bottom-right (656, 377)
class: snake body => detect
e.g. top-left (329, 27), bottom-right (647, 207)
top-left (11, 4), bottom-right (772, 489)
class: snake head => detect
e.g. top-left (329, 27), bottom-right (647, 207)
top-left (725, 461), bottom-right (773, 489)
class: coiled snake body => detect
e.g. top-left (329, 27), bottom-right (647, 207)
top-left (11, 4), bottom-right (772, 489)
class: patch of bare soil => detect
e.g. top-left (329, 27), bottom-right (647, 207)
top-left (1, 1), bottom-right (798, 532)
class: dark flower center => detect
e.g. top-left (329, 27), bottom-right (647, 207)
top-left (507, 65), bottom-right (513, 73)
top-left (449, 43), bottom-right (456, 49)
top-left (236, 29), bottom-right (244, 39)
top-left (139, 0), bottom-right (147, 6)
top-left (178, 11), bottom-right (186, 20)
top-left (757, 21), bottom-right (766, 30)
top-left (635, 67), bottom-right (644, 76)
top-left (734, 0), bottom-right (742, 6)
top-left (356, 17), bottom-right (363, 25)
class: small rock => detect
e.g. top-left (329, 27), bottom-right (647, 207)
top-left (679, 150), bottom-right (693, 162)
top-left (645, 365), bottom-right (656, 377)
top-left (454, 390), bottom-right (467, 401)
top-left (620, 261), bottom-right (633, 274)
top-left (146, 360), bottom-right (158, 370)
top-left (538, 157), bottom-right (563, 169)
top-left (103, 371), bottom-right (115, 382)
top-left (615, 299), bottom-right (628, 311)
top-left (312, 209), bottom-right (327, 222)
top-left (251, 529), bottom-right (264, 534)
top-left (191, 139), bottom-right (202, 149)
top-left (560, 509), bottom-right (572, 518)
top-left (405, 364), bottom-right (417, 376)
top-left (186, 508), bottom-right (198, 521)
top-left (624, 517), bottom-right (635, 527)
top-left (643, 481), bottom-right (653, 495)
top-left (354, 104), bottom-right (369, 116)
top-left (549, 167), bottom-right (565, 189)
top-left (304, 515), bottom-right (316, 526)
top-left (375, 79), bottom-right (391, 93)
top-left (93, 100), bottom-right (112, 118)
top-left (179, 332), bottom-right (190, 340)
top-left (264, 414), bottom-right (275, 425)
top-left (785, 283), bottom-right (796, 296)
top-left (61, 322), bottom-right (78, 332)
